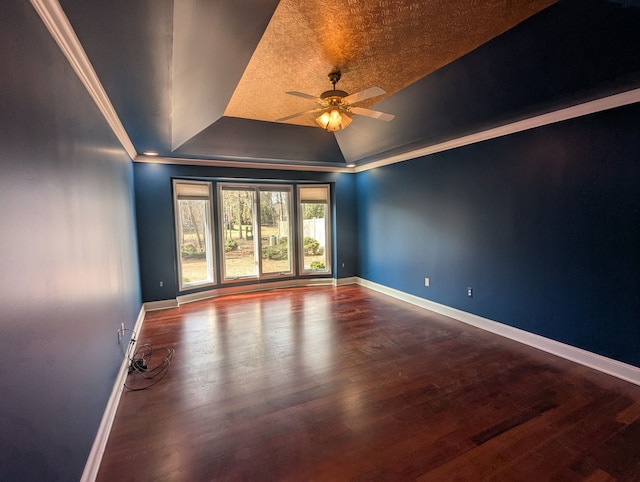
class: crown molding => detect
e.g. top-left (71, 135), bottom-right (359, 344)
top-left (354, 87), bottom-right (640, 173)
top-left (134, 154), bottom-right (355, 173)
top-left (30, 0), bottom-right (138, 160)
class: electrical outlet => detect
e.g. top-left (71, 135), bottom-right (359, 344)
top-left (467, 287), bottom-right (473, 297)
top-left (121, 322), bottom-right (125, 336)
top-left (159, 281), bottom-right (164, 287)
top-left (341, 263), bottom-right (345, 268)
top-left (424, 277), bottom-right (430, 287)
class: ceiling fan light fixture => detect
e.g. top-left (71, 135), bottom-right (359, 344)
top-left (281, 70), bottom-right (392, 130)
top-left (316, 109), bottom-right (352, 131)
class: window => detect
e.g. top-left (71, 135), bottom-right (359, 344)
top-left (259, 187), bottom-right (293, 277)
top-left (174, 181), bottom-right (215, 290)
top-left (174, 180), bottom-right (331, 291)
top-left (219, 184), bottom-right (294, 281)
top-left (219, 185), bottom-right (257, 280)
top-left (298, 185), bottom-right (331, 274)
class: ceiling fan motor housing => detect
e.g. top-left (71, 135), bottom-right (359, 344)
top-left (322, 70), bottom-right (347, 102)
top-left (320, 90), bottom-right (348, 100)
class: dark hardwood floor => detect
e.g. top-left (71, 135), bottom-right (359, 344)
top-left (97, 285), bottom-right (640, 481)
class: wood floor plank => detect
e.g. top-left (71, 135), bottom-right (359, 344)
top-left (97, 286), bottom-right (640, 481)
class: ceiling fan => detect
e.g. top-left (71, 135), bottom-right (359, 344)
top-left (276, 70), bottom-right (395, 132)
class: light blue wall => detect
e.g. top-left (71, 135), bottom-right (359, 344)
top-left (0, 1), bottom-right (141, 479)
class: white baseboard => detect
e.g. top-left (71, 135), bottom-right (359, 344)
top-left (143, 277), bottom-right (352, 309)
top-left (176, 277), bottom-right (335, 305)
top-left (143, 299), bottom-right (179, 312)
top-left (81, 304), bottom-right (147, 482)
top-left (336, 276), bottom-right (359, 286)
top-left (357, 278), bottom-right (640, 387)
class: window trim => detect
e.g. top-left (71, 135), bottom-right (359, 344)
top-left (217, 183), bottom-right (259, 283)
top-left (218, 183), bottom-right (296, 284)
top-left (173, 179), bottom-right (216, 291)
top-left (297, 184), bottom-right (332, 276)
top-left (258, 185), bottom-right (294, 280)
top-left (173, 179), bottom-right (334, 292)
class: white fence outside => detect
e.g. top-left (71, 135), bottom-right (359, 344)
top-left (303, 218), bottom-right (325, 248)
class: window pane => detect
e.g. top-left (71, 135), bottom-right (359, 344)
top-left (176, 187), bottom-right (214, 289)
top-left (260, 189), bottom-right (292, 275)
top-left (221, 188), bottom-right (257, 279)
top-left (299, 185), bottom-right (331, 273)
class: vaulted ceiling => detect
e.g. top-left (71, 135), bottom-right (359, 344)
top-left (53, 0), bottom-right (640, 170)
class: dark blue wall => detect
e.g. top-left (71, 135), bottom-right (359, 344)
top-left (0, 1), bottom-right (141, 480)
top-left (134, 163), bottom-right (358, 302)
top-left (357, 103), bottom-right (640, 366)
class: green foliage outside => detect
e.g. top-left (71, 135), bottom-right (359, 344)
top-left (310, 261), bottom-right (326, 270)
top-left (224, 238), bottom-right (239, 252)
top-left (262, 244), bottom-right (288, 260)
top-left (262, 237), bottom-right (289, 260)
top-left (303, 236), bottom-right (322, 255)
top-left (303, 203), bottom-right (325, 219)
top-left (181, 243), bottom-right (206, 259)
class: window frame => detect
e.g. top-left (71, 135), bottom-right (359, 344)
top-left (257, 185), bottom-right (294, 279)
top-left (173, 180), bottom-right (216, 291)
top-left (172, 179), bottom-right (334, 291)
top-left (218, 183), bottom-right (295, 283)
top-left (297, 184), bottom-right (332, 276)
top-left (217, 183), bottom-right (259, 283)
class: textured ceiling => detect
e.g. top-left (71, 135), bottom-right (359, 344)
top-left (224, 0), bottom-right (557, 127)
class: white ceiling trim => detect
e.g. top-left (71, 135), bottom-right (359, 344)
top-left (355, 87), bottom-right (640, 173)
top-left (30, 0), bottom-right (138, 160)
top-left (134, 155), bottom-right (354, 173)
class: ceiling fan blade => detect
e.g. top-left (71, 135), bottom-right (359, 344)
top-left (275, 107), bottom-right (324, 122)
top-left (350, 106), bottom-right (395, 122)
top-left (343, 86), bottom-right (386, 105)
top-left (285, 91), bottom-right (321, 101)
